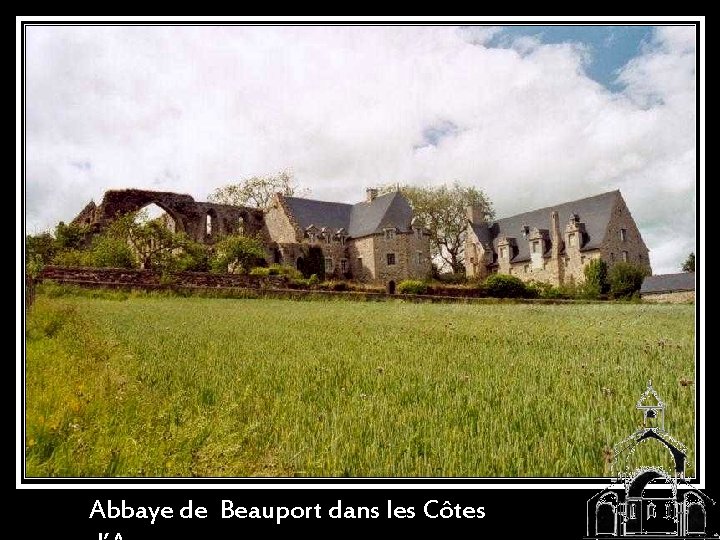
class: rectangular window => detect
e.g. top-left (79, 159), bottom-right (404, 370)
top-left (415, 228), bottom-right (423, 239)
top-left (308, 233), bottom-right (316, 244)
top-left (581, 255), bottom-right (586, 265)
top-left (500, 246), bottom-right (507, 259)
top-left (568, 233), bottom-right (576, 247)
top-left (386, 253), bottom-right (396, 266)
top-left (324, 257), bottom-right (333, 272)
top-left (620, 228), bottom-right (627, 242)
top-left (416, 251), bottom-right (423, 265)
top-left (622, 251), bottom-right (629, 262)
top-left (357, 257), bottom-right (363, 266)
top-left (325, 234), bottom-right (332, 245)
top-left (384, 228), bottom-right (396, 240)
top-left (532, 241), bottom-right (540, 253)
top-left (340, 258), bottom-right (348, 273)
top-left (523, 265), bottom-right (529, 273)
top-left (610, 252), bottom-right (615, 261)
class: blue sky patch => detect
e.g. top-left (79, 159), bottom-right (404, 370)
top-left (484, 25), bottom-right (655, 90)
top-left (417, 120), bottom-right (460, 149)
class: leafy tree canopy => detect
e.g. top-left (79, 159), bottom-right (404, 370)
top-left (208, 170), bottom-right (309, 209)
top-left (381, 182), bottom-right (494, 273)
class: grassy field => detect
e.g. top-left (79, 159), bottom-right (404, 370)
top-left (25, 289), bottom-right (696, 477)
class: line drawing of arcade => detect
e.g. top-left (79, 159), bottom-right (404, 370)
top-left (586, 382), bottom-right (715, 538)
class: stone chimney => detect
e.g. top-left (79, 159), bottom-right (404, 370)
top-left (550, 211), bottom-right (561, 257)
top-left (550, 210), bottom-right (564, 284)
top-left (366, 187), bottom-right (378, 203)
top-left (466, 205), bottom-right (486, 224)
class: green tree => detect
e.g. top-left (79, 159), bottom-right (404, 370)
top-left (381, 182), bottom-right (494, 273)
top-left (681, 252), bottom-right (695, 272)
top-left (208, 170), bottom-right (309, 209)
top-left (583, 258), bottom-right (609, 299)
top-left (609, 262), bottom-right (649, 299)
top-left (210, 235), bottom-right (266, 273)
top-left (87, 234), bottom-right (136, 269)
top-left (55, 221), bottom-right (90, 250)
top-left (26, 232), bottom-right (57, 265)
top-left (107, 211), bottom-right (200, 272)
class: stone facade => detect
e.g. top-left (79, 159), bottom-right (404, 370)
top-left (264, 191), bottom-right (432, 284)
top-left (465, 190), bottom-right (651, 286)
top-left (72, 188), bottom-right (431, 284)
top-left (642, 291), bottom-right (695, 303)
top-left (599, 195), bottom-right (652, 273)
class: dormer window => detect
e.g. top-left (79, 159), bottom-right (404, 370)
top-left (568, 233), bottom-right (576, 248)
top-left (415, 227), bottom-right (423, 239)
top-left (336, 228), bottom-right (347, 246)
top-left (384, 228), bottom-right (396, 240)
top-left (308, 232), bottom-right (316, 243)
top-left (532, 241), bottom-right (540, 253)
top-left (499, 246), bottom-right (507, 259)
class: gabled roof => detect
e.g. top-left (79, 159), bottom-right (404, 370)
top-left (349, 191), bottom-right (413, 237)
top-left (282, 191), bottom-right (413, 239)
top-left (640, 273), bottom-right (695, 294)
top-left (282, 196), bottom-right (352, 233)
top-left (471, 190), bottom-right (620, 263)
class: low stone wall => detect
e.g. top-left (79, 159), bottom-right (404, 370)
top-left (642, 290), bottom-right (695, 304)
top-left (40, 266), bottom-right (287, 289)
top-left (39, 266), bottom-right (606, 305)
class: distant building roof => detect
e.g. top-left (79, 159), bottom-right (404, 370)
top-left (471, 190), bottom-right (620, 263)
top-left (282, 191), bottom-right (413, 238)
top-left (641, 273), bottom-right (695, 295)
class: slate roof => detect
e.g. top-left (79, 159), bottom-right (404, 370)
top-left (640, 273), bottom-right (695, 294)
top-left (282, 191), bottom-right (414, 239)
top-left (471, 190), bottom-right (620, 264)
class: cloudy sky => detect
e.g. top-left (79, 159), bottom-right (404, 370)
top-left (25, 24), bottom-right (696, 273)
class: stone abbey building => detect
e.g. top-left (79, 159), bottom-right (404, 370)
top-left (464, 190), bottom-right (651, 286)
top-left (72, 187), bottom-right (649, 287)
top-left (72, 187), bottom-right (432, 284)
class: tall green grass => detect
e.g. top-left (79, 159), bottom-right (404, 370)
top-left (25, 294), bottom-right (695, 477)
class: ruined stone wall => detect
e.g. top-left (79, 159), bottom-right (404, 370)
top-left (71, 189), bottom-right (263, 246)
top-left (601, 196), bottom-right (652, 274)
top-left (41, 266), bottom-right (286, 288)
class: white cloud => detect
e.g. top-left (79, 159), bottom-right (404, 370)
top-left (25, 25), bottom-right (696, 273)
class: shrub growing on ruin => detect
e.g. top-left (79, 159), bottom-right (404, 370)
top-left (398, 280), bottom-right (429, 295)
top-left (483, 274), bottom-right (533, 298)
top-left (210, 235), bottom-right (266, 274)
